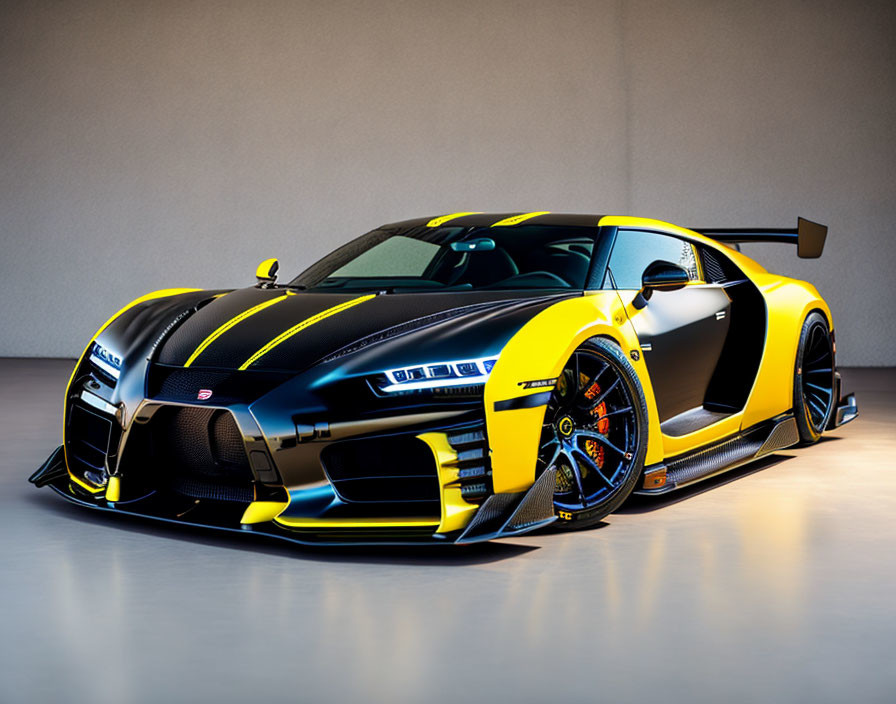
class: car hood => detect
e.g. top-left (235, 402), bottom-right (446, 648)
top-left (155, 287), bottom-right (574, 374)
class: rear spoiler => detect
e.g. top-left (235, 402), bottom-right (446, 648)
top-left (692, 217), bottom-right (827, 258)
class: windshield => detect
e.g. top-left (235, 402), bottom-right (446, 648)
top-left (290, 225), bottom-right (599, 292)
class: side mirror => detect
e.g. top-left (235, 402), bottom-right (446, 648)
top-left (256, 258), bottom-right (279, 287)
top-left (633, 260), bottom-right (689, 309)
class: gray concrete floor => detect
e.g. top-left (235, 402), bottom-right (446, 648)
top-left (1, 359), bottom-right (894, 704)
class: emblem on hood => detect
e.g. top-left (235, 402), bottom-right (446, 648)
top-left (197, 389), bottom-right (213, 401)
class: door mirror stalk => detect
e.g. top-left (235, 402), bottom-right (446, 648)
top-left (633, 260), bottom-right (690, 309)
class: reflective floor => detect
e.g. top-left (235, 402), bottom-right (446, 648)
top-left (1, 359), bottom-right (894, 704)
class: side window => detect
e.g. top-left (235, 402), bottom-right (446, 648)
top-left (606, 230), bottom-right (701, 289)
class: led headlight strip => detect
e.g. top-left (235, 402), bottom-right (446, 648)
top-left (380, 356), bottom-right (499, 393)
top-left (88, 342), bottom-right (122, 380)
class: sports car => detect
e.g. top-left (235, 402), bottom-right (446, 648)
top-left (30, 212), bottom-right (858, 544)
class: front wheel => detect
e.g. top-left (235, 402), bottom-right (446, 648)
top-left (537, 338), bottom-right (649, 530)
top-left (794, 311), bottom-right (836, 444)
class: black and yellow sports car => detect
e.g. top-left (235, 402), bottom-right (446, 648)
top-left (31, 213), bottom-right (858, 544)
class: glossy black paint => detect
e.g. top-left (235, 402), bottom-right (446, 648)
top-left (157, 290), bottom-right (573, 372)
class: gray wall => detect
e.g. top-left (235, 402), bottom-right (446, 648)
top-left (1, 0), bottom-right (894, 364)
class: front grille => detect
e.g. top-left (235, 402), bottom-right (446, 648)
top-left (321, 435), bottom-right (440, 504)
top-left (123, 406), bottom-right (255, 503)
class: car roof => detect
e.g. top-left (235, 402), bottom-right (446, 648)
top-left (380, 212), bottom-right (606, 230)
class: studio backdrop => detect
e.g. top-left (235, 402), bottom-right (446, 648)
top-left (1, 0), bottom-right (894, 364)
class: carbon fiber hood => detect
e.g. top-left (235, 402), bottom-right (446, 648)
top-left (155, 288), bottom-right (573, 374)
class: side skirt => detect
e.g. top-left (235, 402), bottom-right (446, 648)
top-left (635, 414), bottom-right (799, 495)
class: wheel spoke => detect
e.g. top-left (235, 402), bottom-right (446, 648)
top-left (540, 437), bottom-right (560, 452)
top-left (576, 429), bottom-right (628, 458)
top-left (559, 447), bottom-right (586, 501)
top-left (805, 382), bottom-right (833, 397)
top-left (806, 351), bottom-right (831, 367)
top-left (575, 362), bottom-right (609, 402)
top-left (806, 368), bottom-right (832, 375)
top-left (591, 406), bottom-right (633, 424)
top-left (543, 442), bottom-right (562, 469)
top-left (807, 396), bottom-right (826, 421)
top-left (581, 377), bottom-right (620, 411)
top-left (571, 448), bottom-right (613, 487)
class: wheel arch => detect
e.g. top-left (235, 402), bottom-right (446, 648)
top-left (741, 274), bottom-right (835, 428)
top-left (484, 292), bottom-right (663, 493)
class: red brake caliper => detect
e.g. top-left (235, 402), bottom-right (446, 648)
top-left (583, 381), bottom-right (608, 469)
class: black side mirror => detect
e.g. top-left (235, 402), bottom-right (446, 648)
top-left (633, 260), bottom-right (689, 309)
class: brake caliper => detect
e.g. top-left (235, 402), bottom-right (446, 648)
top-left (583, 380), bottom-right (609, 468)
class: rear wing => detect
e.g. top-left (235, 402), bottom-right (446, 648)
top-left (692, 217), bottom-right (827, 258)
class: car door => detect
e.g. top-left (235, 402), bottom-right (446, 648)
top-left (606, 229), bottom-right (731, 424)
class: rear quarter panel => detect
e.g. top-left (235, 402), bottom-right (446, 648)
top-left (740, 272), bottom-right (833, 429)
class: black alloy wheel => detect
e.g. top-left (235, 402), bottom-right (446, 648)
top-left (537, 338), bottom-right (648, 529)
top-left (794, 311), bottom-right (836, 443)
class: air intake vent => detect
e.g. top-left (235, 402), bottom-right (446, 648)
top-left (131, 407), bottom-right (255, 503)
top-left (321, 435), bottom-right (440, 504)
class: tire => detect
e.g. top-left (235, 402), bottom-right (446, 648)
top-left (537, 337), bottom-right (649, 530)
top-left (793, 311), bottom-right (836, 444)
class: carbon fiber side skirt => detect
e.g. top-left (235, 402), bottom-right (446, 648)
top-left (635, 415), bottom-right (799, 495)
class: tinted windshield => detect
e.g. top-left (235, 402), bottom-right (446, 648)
top-left (290, 225), bottom-right (599, 292)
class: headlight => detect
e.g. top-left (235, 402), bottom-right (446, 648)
top-left (88, 342), bottom-right (122, 380)
top-left (378, 356), bottom-right (499, 393)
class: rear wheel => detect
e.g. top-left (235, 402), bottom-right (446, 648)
top-left (793, 311), bottom-right (836, 444)
top-left (537, 338), bottom-right (648, 529)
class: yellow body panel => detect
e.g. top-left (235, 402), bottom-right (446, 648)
top-left (240, 500), bottom-right (289, 525)
top-left (255, 258), bottom-right (279, 280)
top-left (63, 288), bottom-right (201, 493)
top-left (104, 475), bottom-right (121, 502)
top-left (740, 275), bottom-right (831, 428)
top-left (417, 432), bottom-right (479, 534)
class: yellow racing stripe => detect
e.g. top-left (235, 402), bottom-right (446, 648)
top-left (491, 211), bottom-right (550, 227)
top-left (184, 294), bottom-right (291, 368)
top-left (238, 294), bottom-right (376, 370)
top-left (426, 212), bottom-right (482, 227)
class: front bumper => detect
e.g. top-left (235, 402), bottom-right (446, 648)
top-left (30, 445), bottom-right (557, 546)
